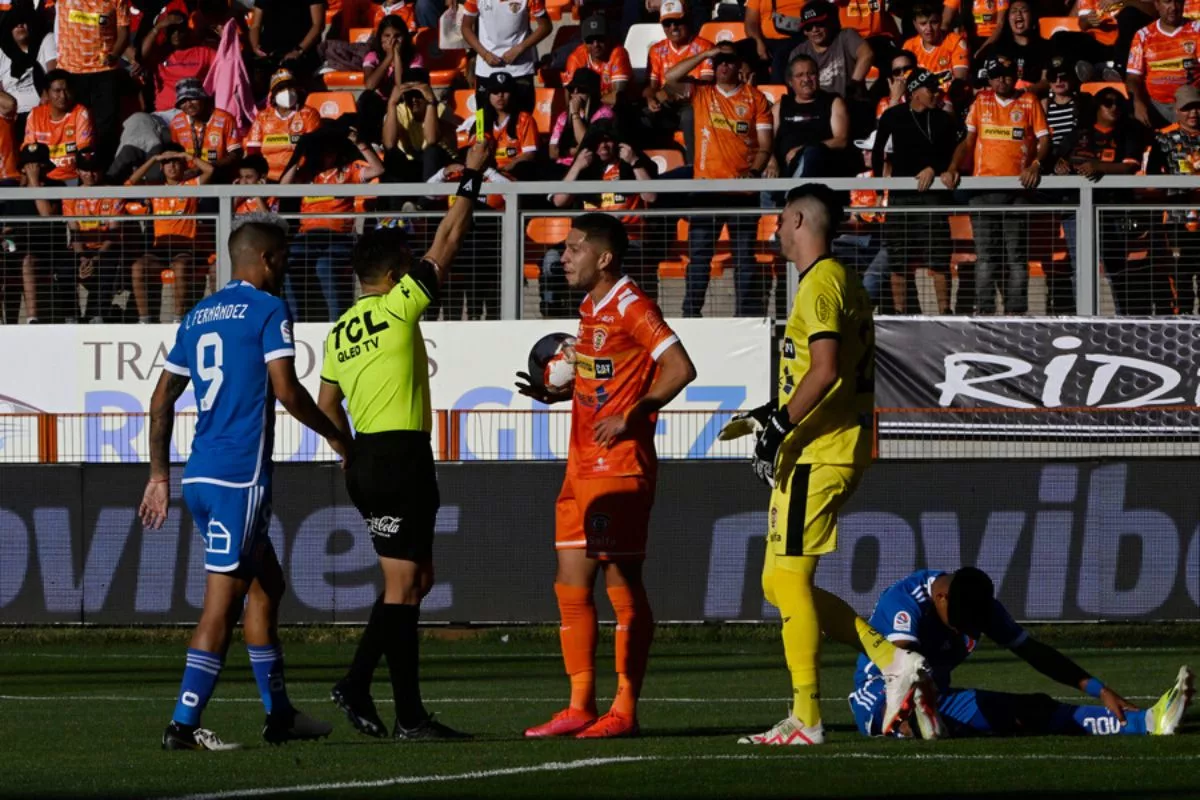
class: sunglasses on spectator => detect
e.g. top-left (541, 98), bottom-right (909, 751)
top-left (891, 66), bottom-right (914, 76)
top-left (586, 36), bottom-right (605, 44)
top-left (661, 19), bottom-right (685, 27)
top-left (1050, 71), bottom-right (1070, 82)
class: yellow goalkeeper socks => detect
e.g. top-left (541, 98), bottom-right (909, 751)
top-left (773, 556), bottom-right (823, 727)
top-left (812, 587), bottom-right (898, 670)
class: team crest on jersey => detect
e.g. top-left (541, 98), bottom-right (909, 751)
top-left (592, 328), bottom-right (607, 351)
top-left (893, 611), bottom-right (912, 632)
top-left (938, 55), bottom-right (949, 67)
top-left (281, 320), bottom-right (293, 344)
top-left (1010, 109), bottom-right (1023, 123)
top-left (735, 104), bottom-right (748, 117)
top-left (209, 132), bottom-right (221, 146)
top-left (509, 1), bottom-right (521, 11)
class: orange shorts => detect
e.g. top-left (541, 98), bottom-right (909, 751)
top-left (554, 474), bottom-right (654, 561)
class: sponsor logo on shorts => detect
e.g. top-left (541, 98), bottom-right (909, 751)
top-left (893, 610), bottom-right (911, 632)
top-left (368, 515), bottom-right (403, 536)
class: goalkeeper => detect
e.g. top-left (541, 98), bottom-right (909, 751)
top-left (850, 567), bottom-right (1194, 738)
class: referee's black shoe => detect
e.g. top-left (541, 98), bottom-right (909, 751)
top-left (331, 678), bottom-right (389, 739)
top-left (393, 714), bottom-right (472, 741)
top-left (262, 707), bottom-right (334, 744)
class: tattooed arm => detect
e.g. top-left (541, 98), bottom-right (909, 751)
top-left (139, 371), bottom-right (190, 530)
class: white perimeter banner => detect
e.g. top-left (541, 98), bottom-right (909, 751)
top-left (0, 319), bottom-right (769, 462)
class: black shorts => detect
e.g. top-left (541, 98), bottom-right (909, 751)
top-left (345, 430), bottom-right (440, 562)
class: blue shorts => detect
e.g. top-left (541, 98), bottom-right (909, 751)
top-left (183, 481), bottom-right (273, 575)
top-left (849, 677), bottom-right (1005, 738)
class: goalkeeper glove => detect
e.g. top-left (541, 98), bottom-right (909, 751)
top-left (718, 400), bottom-right (776, 441)
top-left (751, 407), bottom-right (796, 488)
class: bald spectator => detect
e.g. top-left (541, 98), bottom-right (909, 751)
top-left (643, 0), bottom-right (713, 159)
top-left (788, 0), bottom-right (873, 100)
top-left (953, 56), bottom-right (1050, 315)
top-left (55, 0), bottom-right (128, 159)
top-left (1126, 0), bottom-right (1200, 129)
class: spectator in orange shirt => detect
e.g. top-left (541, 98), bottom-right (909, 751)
top-left (745, 0), bottom-right (808, 82)
top-left (953, 56), bottom-right (1050, 314)
top-left (55, 0), bottom-right (129, 159)
top-left (0, 96), bottom-right (18, 182)
top-left (65, 147), bottom-right (126, 322)
top-left (462, 71), bottom-right (540, 180)
top-left (1127, 0), bottom-right (1200, 128)
top-left (667, 42), bottom-right (774, 316)
top-left (127, 144), bottom-right (215, 322)
top-left (140, 9), bottom-right (216, 117)
top-left (22, 69), bottom-right (93, 184)
top-left (903, 4), bottom-right (970, 87)
top-left (563, 16), bottom-right (633, 104)
top-left (233, 154), bottom-right (278, 216)
top-left (1057, 0), bottom-right (1153, 76)
top-left (9, 142), bottom-right (64, 323)
top-left (549, 123), bottom-right (659, 305)
top-left (642, 0), bottom-right (712, 159)
top-left (371, 0), bottom-right (418, 31)
top-left (1143, 85), bottom-right (1200, 313)
top-left (245, 69), bottom-right (323, 181)
top-left (282, 126), bottom-right (385, 321)
top-left (169, 79), bottom-right (242, 176)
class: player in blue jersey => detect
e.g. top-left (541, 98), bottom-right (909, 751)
top-left (139, 215), bottom-right (354, 751)
top-left (850, 567), bottom-right (1194, 739)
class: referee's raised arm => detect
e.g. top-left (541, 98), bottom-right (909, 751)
top-left (423, 140), bottom-right (492, 287)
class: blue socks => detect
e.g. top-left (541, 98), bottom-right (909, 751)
top-left (172, 648), bottom-right (223, 727)
top-left (247, 644), bottom-right (292, 716)
top-left (1057, 704), bottom-right (1149, 736)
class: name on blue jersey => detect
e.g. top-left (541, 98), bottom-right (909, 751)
top-left (187, 303), bottom-right (250, 328)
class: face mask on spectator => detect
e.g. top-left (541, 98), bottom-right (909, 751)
top-left (274, 89), bottom-right (298, 110)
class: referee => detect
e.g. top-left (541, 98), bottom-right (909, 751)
top-left (871, 68), bottom-right (961, 314)
top-left (318, 142), bottom-right (489, 741)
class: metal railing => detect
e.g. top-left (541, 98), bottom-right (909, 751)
top-left (2, 175), bottom-right (1199, 321)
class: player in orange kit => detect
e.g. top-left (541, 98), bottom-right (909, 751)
top-left (516, 213), bottom-right (697, 739)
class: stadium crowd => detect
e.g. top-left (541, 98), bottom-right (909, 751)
top-left (0, 0), bottom-right (1198, 322)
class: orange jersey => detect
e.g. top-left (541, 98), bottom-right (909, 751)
top-left (563, 45), bottom-right (634, 94)
top-left (235, 196), bottom-right (279, 215)
top-left (467, 112), bottom-right (539, 169)
top-left (839, 0), bottom-right (899, 39)
top-left (372, 1), bottom-right (418, 30)
top-left (569, 276), bottom-right (679, 479)
top-left (23, 104), bottom-right (94, 181)
top-left (131, 177), bottom-right (200, 241)
top-left (849, 169), bottom-right (884, 222)
top-left (904, 33), bottom-right (969, 86)
top-left (648, 36), bottom-right (714, 95)
top-left (967, 0), bottom-right (1008, 38)
top-left (1190, 0), bottom-right (1200, 20)
top-left (245, 106), bottom-right (322, 180)
top-left (965, 89), bottom-right (1049, 175)
top-left (170, 109), bottom-right (242, 163)
top-left (751, 0), bottom-right (805, 39)
top-left (63, 197), bottom-right (124, 244)
top-left (0, 117), bottom-right (17, 181)
top-left (582, 163), bottom-right (646, 239)
top-left (1074, 0), bottom-right (1119, 46)
top-left (692, 83), bottom-right (772, 180)
top-left (300, 162), bottom-right (372, 233)
top-left (57, 0), bottom-right (132, 74)
top-left (1127, 20), bottom-right (1200, 105)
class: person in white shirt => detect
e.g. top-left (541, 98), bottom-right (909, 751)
top-left (461, 0), bottom-right (550, 111)
top-left (0, 6), bottom-right (57, 123)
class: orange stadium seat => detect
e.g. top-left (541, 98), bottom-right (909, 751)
top-left (321, 71), bottom-right (365, 90)
top-left (451, 88), bottom-right (477, 126)
top-left (413, 27), bottom-right (468, 89)
top-left (525, 217), bottom-right (572, 279)
top-left (757, 84), bottom-right (788, 105)
top-left (1039, 16), bottom-right (1079, 37)
top-left (646, 148), bottom-right (684, 175)
top-left (698, 21), bottom-right (747, 44)
top-left (306, 91), bottom-right (357, 119)
top-left (545, 0), bottom-right (573, 21)
top-left (533, 88), bottom-right (566, 142)
top-left (348, 26), bottom-right (374, 43)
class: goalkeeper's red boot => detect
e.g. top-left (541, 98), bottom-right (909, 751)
top-left (524, 707), bottom-right (597, 738)
top-left (575, 710), bottom-right (639, 739)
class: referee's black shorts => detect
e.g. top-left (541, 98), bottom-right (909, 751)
top-left (346, 430), bottom-right (440, 562)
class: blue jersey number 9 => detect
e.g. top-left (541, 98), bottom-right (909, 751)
top-left (196, 332), bottom-right (224, 411)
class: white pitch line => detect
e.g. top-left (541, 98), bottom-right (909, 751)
top-left (0, 694), bottom-right (1164, 703)
top-left (164, 752), bottom-right (1200, 800)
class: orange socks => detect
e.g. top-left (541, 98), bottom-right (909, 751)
top-left (554, 583), bottom-right (597, 714)
top-left (607, 584), bottom-right (654, 718)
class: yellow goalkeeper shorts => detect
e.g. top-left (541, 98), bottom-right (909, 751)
top-left (767, 463), bottom-right (864, 558)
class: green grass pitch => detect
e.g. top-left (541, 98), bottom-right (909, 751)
top-left (1, 626), bottom-right (1197, 799)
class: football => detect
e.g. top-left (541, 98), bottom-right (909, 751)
top-left (527, 332), bottom-right (577, 391)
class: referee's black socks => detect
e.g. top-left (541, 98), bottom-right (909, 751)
top-left (381, 603), bottom-right (427, 727)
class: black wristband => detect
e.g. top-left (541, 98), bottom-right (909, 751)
top-left (769, 406), bottom-right (796, 436)
top-left (456, 168), bottom-right (483, 202)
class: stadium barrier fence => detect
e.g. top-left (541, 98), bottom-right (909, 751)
top-left (3, 175), bottom-right (1200, 323)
